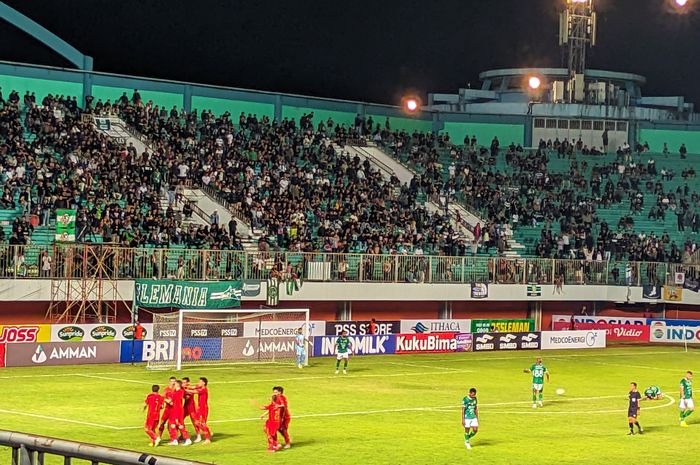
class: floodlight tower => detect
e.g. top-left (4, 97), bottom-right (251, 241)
top-left (559, 0), bottom-right (597, 102)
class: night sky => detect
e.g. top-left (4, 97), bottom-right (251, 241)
top-left (0, 0), bottom-right (698, 105)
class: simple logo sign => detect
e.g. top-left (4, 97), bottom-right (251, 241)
top-left (540, 330), bottom-right (607, 350)
top-left (0, 326), bottom-right (40, 343)
top-left (475, 334), bottom-right (495, 351)
top-left (585, 331), bottom-right (598, 347)
top-left (32, 345), bottom-right (47, 364)
top-left (243, 340), bottom-right (255, 357)
top-left (474, 332), bottom-right (541, 351)
top-left (90, 326), bottom-right (117, 341)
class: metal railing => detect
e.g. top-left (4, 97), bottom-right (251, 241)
top-left (0, 243), bottom-right (689, 287)
top-left (0, 430), bottom-right (209, 465)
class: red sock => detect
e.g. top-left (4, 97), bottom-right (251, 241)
top-left (145, 428), bottom-right (157, 442)
top-left (168, 424), bottom-right (179, 442)
top-left (179, 425), bottom-right (190, 440)
top-left (282, 430), bottom-right (290, 444)
top-left (200, 424), bottom-right (212, 440)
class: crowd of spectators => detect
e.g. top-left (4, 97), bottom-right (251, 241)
top-left (2, 86), bottom-right (699, 264)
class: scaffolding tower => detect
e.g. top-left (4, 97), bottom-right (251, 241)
top-left (46, 245), bottom-right (130, 324)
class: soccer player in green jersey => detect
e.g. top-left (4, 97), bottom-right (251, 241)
top-left (461, 388), bottom-right (478, 450)
top-left (523, 357), bottom-right (550, 408)
top-left (679, 371), bottom-right (694, 427)
top-left (643, 385), bottom-right (663, 400)
top-left (334, 330), bottom-right (353, 375)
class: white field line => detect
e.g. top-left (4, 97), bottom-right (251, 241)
top-left (589, 361), bottom-right (684, 373)
top-left (0, 408), bottom-right (124, 430)
top-left (385, 361), bottom-right (460, 371)
top-left (0, 349), bottom-right (688, 381)
top-left (490, 395), bottom-right (677, 415)
top-left (76, 374), bottom-right (153, 384)
top-left (0, 394), bottom-right (679, 432)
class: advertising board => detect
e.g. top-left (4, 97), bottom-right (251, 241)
top-left (540, 330), bottom-right (606, 350)
top-left (399, 320), bottom-right (471, 334)
top-left (325, 321), bottom-right (400, 336)
top-left (6, 341), bottom-right (121, 367)
top-left (0, 325), bottom-right (51, 343)
top-left (243, 321), bottom-right (325, 338)
top-left (552, 322), bottom-right (650, 342)
top-left (473, 332), bottom-right (541, 352)
top-left (50, 324), bottom-right (153, 342)
top-left (471, 319), bottom-right (535, 333)
top-left (312, 335), bottom-right (396, 357)
top-left (395, 333), bottom-right (459, 354)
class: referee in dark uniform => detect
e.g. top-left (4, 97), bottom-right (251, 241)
top-left (628, 382), bottom-right (643, 435)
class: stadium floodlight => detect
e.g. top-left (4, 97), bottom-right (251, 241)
top-left (676, 0), bottom-right (688, 7)
top-left (528, 76), bottom-right (542, 90)
top-left (401, 95), bottom-right (422, 114)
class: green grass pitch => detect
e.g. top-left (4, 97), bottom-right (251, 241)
top-left (0, 347), bottom-right (698, 464)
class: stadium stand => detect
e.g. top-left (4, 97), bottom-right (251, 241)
top-left (1, 88), bottom-right (698, 281)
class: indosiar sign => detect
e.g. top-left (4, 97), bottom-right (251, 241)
top-left (540, 330), bottom-right (607, 350)
top-left (471, 319), bottom-right (535, 333)
top-left (649, 321), bottom-right (700, 344)
top-left (134, 280), bottom-right (242, 309)
top-left (312, 335), bottom-right (396, 357)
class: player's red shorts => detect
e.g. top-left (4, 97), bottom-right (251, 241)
top-left (185, 403), bottom-right (197, 420)
top-left (145, 418), bottom-right (159, 432)
top-left (160, 406), bottom-right (171, 424)
top-left (198, 407), bottom-right (209, 424)
top-left (279, 417), bottom-right (290, 431)
top-left (265, 420), bottom-right (280, 436)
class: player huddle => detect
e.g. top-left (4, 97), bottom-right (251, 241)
top-left (259, 386), bottom-right (293, 453)
top-left (144, 376), bottom-right (211, 447)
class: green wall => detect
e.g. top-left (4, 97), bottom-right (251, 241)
top-left (191, 95), bottom-right (274, 118)
top-left (92, 85), bottom-right (182, 109)
top-left (441, 122), bottom-right (524, 146)
top-left (0, 75), bottom-right (82, 105)
top-left (282, 106), bottom-right (356, 126)
top-left (639, 129), bottom-right (700, 154)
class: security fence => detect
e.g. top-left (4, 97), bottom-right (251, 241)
top-left (0, 244), bottom-right (691, 287)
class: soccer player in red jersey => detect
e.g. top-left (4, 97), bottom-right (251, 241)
top-left (157, 377), bottom-right (177, 439)
top-left (192, 377), bottom-right (212, 444)
top-left (144, 385), bottom-right (164, 447)
top-left (181, 377), bottom-right (200, 439)
top-left (165, 380), bottom-right (192, 446)
top-left (260, 394), bottom-right (284, 452)
top-left (273, 386), bottom-right (291, 449)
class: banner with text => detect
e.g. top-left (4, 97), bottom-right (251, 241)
top-left (134, 280), bottom-right (242, 309)
top-left (243, 321), bottom-right (326, 339)
top-left (649, 321), bottom-right (700, 344)
top-left (395, 332), bottom-right (460, 354)
top-left (325, 320), bottom-right (401, 336)
top-left (0, 343), bottom-right (5, 368)
top-left (473, 332), bottom-right (541, 352)
top-left (399, 319), bottom-right (471, 334)
top-left (7, 342), bottom-right (121, 367)
top-left (222, 337), bottom-right (297, 361)
top-left (0, 325), bottom-right (51, 344)
top-left (312, 335), bottom-right (396, 357)
top-left (552, 315), bottom-right (648, 327)
top-left (552, 322), bottom-right (650, 342)
top-left (50, 324), bottom-right (153, 342)
top-left (471, 319), bottom-right (535, 333)
top-left (540, 330), bottom-right (607, 350)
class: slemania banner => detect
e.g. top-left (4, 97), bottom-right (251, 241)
top-left (134, 280), bottom-right (242, 309)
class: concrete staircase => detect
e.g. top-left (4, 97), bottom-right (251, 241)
top-left (347, 142), bottom-right (524, 257)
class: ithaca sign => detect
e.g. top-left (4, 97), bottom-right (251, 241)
top-left (134, 280), bottom-right (242, 309)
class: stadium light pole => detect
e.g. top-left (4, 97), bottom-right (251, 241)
top-left (401, 96), bottom-right (422, 114)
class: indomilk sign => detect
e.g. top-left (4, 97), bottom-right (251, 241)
top-left (312, 335), bottom-right (396, 356)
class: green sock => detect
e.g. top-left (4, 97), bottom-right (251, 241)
top-left (532, 394), bottom-right (537, 402)
top-left (464, 433), bottom-right (470, 442)
top-left (344, 361), bottom-right (348, 369)
top-left (681, 411), bottom-right (687, 420)
top-left (539, 392), bottom-right (543, 401)
top-left (335, 360), bottom-right (340, 369)
top-left (685, 410), bottom-right (694, 419)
